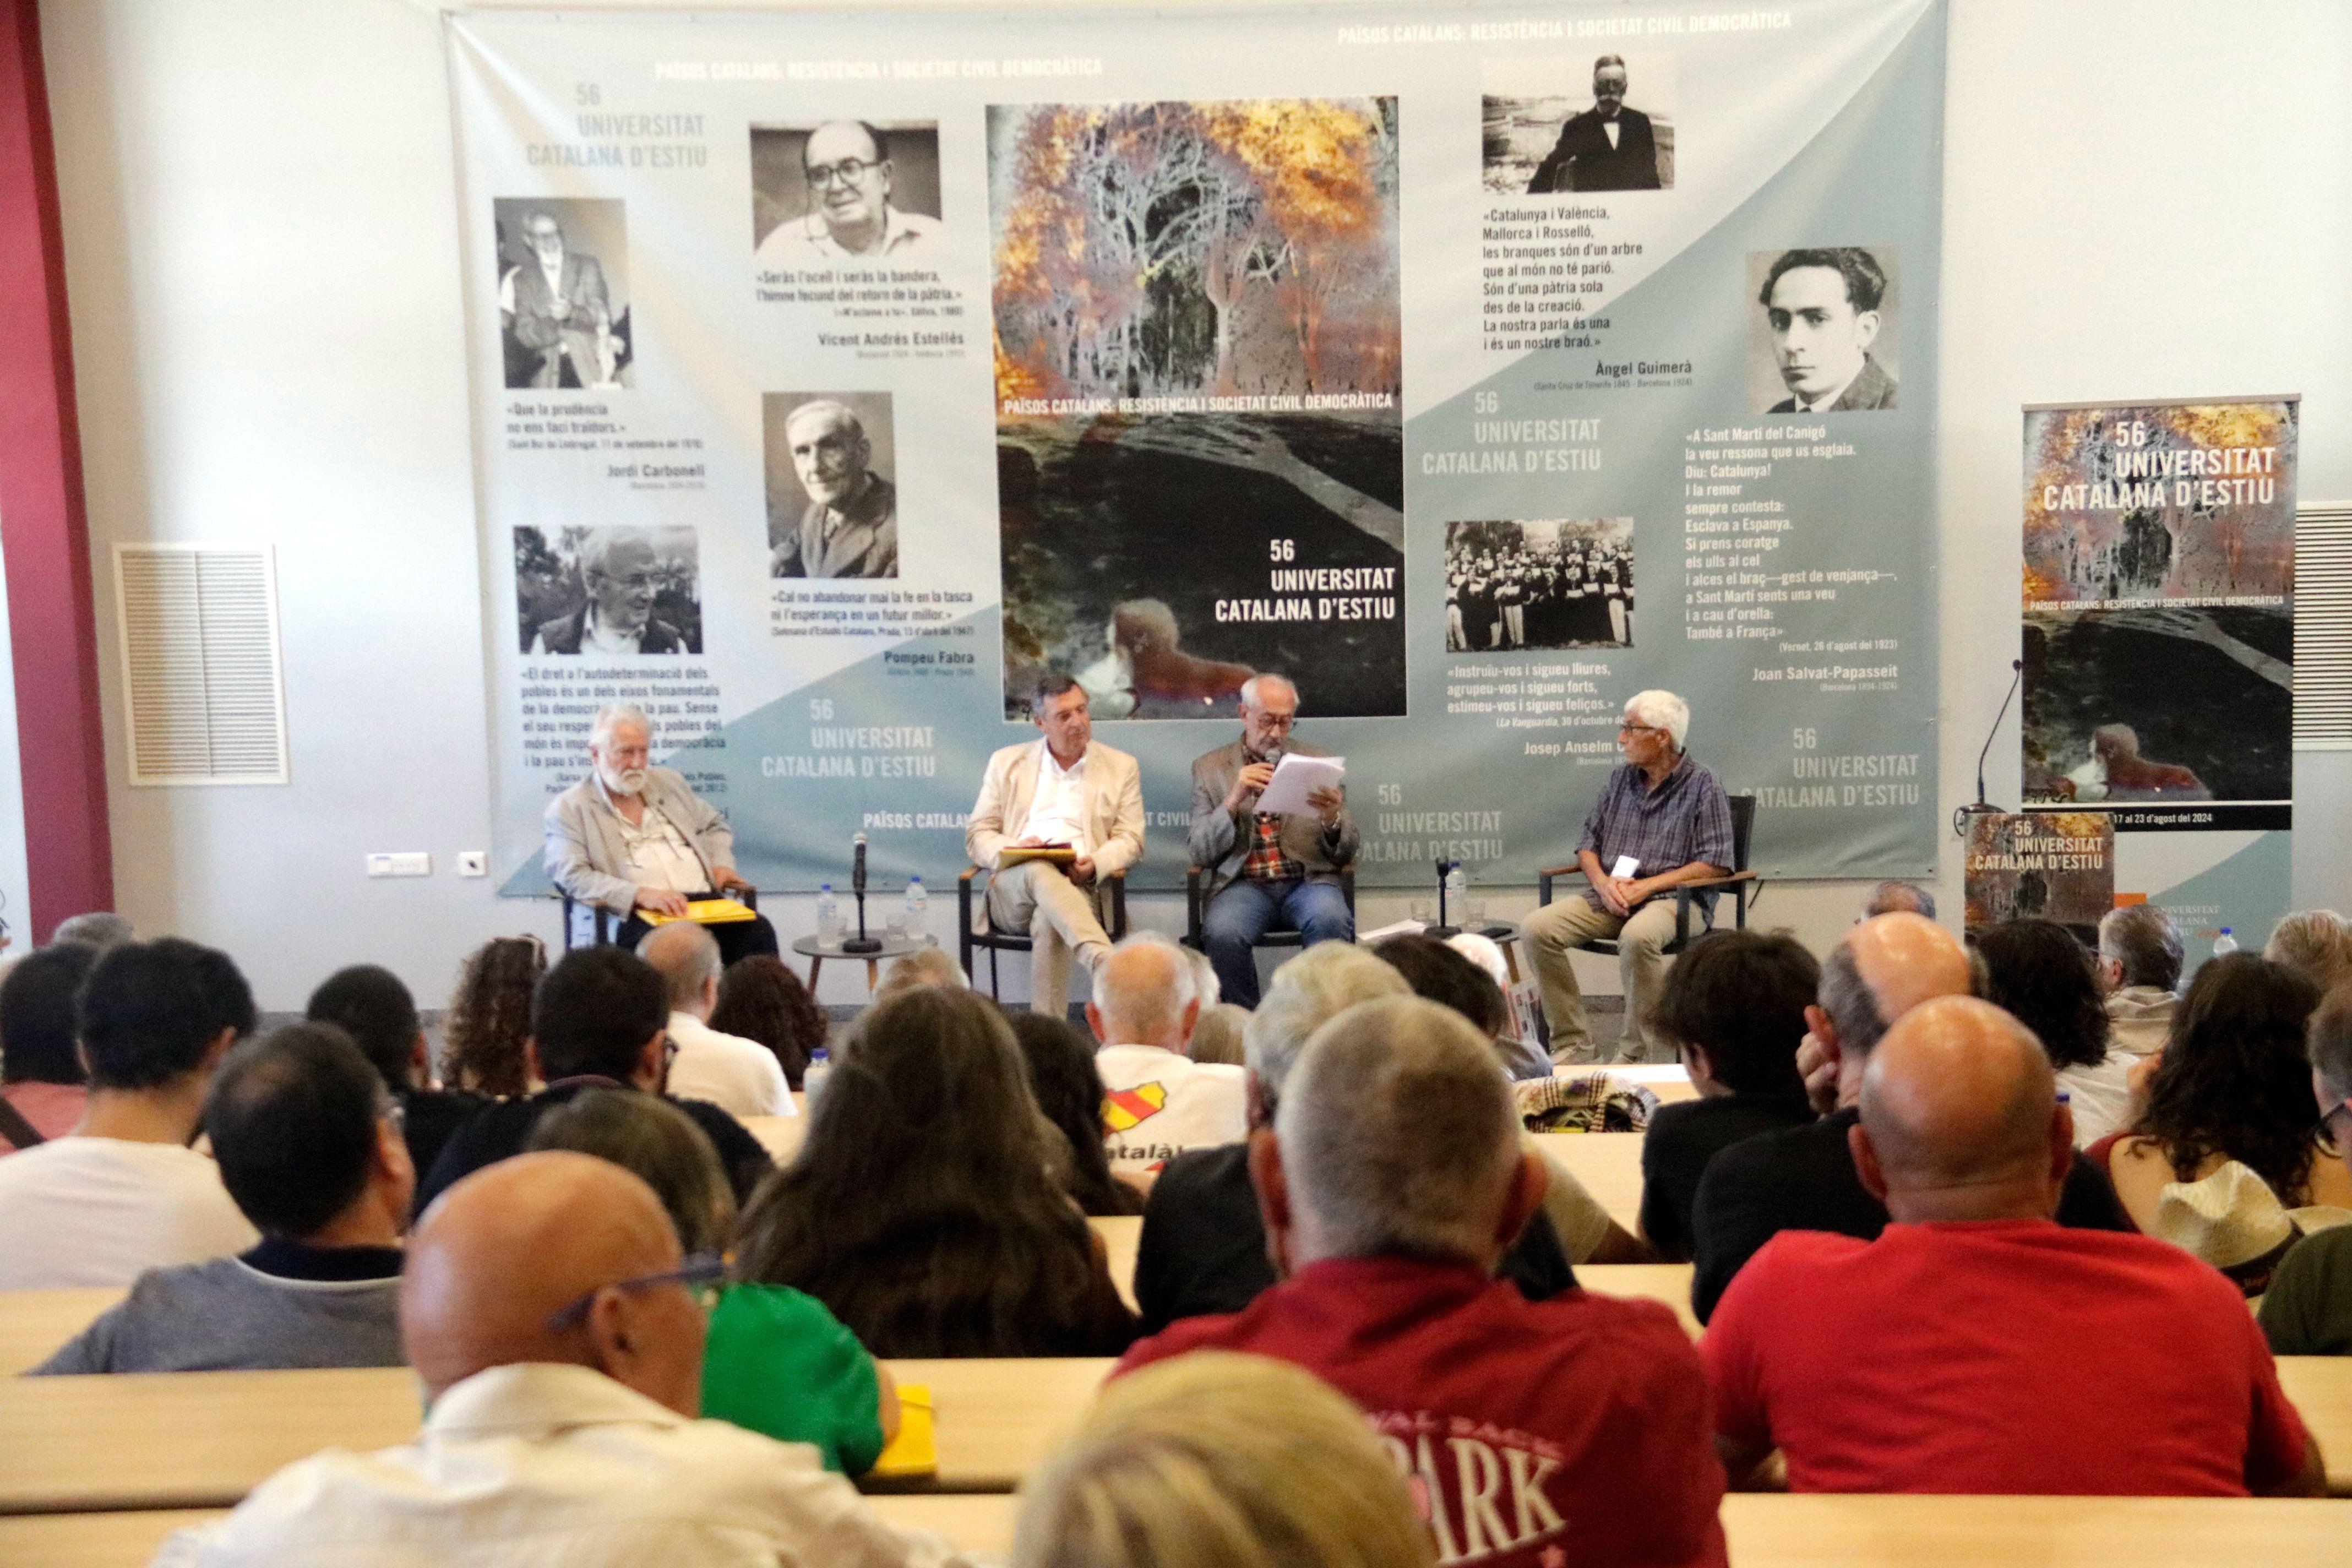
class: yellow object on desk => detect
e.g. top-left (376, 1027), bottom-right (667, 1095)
top-left (641, 898), bottom-right (758, 926)
top-left (869, 1385), bottom-right (936, 1479)
top-left (997, 844), bottom-right (1076, 869)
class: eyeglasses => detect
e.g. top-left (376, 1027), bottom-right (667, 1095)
top-left (1618, 721), bottom-right (1665, 737)
top-left (1249, 711), bottom-right (1298, 731)
top-left (805, 157), bottom-right (879, 189)
top-left (544, 1252), bottom-right (726, 1332)
top-left (2323, 1097), bottom-right (2352, 1146)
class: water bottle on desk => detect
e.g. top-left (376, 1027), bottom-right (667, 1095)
top-left (2212, 927), bottom-right (2238, 957)
top-left (905, 876), bottom-right (929, 943)
top-left (816, 883), bottom-right (843, 948)
top-left (803, 1046), bottom-right (832, 1112)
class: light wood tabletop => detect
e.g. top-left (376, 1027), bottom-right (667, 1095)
top-left (739, 1112), bottom-right (808, 1166)
top-left (1093, 1215), bottom-right (1141, 1311)
top-left (1577, 1263), bottom-right (1701, 1338)
top-left (0, 1509), bottom-right (226, 1568)
top-left (1531, 1130), bottom-right (1646, 1232)
top-left (0, 1287), bottom-right (123, 1376)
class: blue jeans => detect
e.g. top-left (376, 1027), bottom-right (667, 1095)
top-left (1203, 878), bottom-right (1355, 1008)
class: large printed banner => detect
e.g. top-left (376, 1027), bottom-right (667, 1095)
top-left (450, 1), bottom-right (1946, 896)
top-left (2021, 396), bottom-right (2298, 959)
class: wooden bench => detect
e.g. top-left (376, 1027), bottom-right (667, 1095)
top-left (1530, 1130), bottom-right (1646, 1232)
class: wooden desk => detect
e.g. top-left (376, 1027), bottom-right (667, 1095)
top-left (1578, 1264), bottom-right (1700, 1338)
top-left (1531, 1131), bottom-right (1645, 1233)
top-left (1094, 1215), bottom-right (1140, 1311)
top-left (0, 1509), bottom-right (227, 1568)
top-left (0, 1287), bottom-right (123, 1376)
top-left (739, 1113), bottom-right (808, 1166)
top-left (0, 1355), bottom-right (1112, 1514)
top-left (2275, 1356), bottom-right (2351, 1495)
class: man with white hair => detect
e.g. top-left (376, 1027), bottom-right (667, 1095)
top-left (1186, 673), bottom-right (1357, 1006)
top-left (1528, 53), bottom-right (1665, 194)
top-left (1120, 997), bottom-right (1727, 1568)
top-left (1087, 934), bottom-right (1241, 1171)
top-left (637, 924), bottom-right (792, 1119)
top-left (531, 530), bottom-right (689, 656)
top-left (1524, 689), bottom-right (1733, 1064)
top-left (545, 704), bottom-right (778, 963)
top-left (770, 399), bottom-right (896, 579)
top-left (1130, 941), bottom-right (1583, 1333)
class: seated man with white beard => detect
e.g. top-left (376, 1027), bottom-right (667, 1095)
top-left (545, 704), bottom-right (779, 966)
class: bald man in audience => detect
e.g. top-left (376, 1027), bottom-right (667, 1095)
top-left (1707, 997), bottom-right (2324, 1496)
top-left (1088, 933), bottom-right (1242, 1171)
top-left (1120, 997), bottom-right (1727, 1568)
top-left (638, 923), bottom-right (792, 1118)
top-left (1689, 913), bottom-right (2128, 1320)
top-left (157, 1152), bottom-right (969, 1566)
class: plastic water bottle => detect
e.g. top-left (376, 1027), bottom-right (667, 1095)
top-left (905, 876), bottom-right (929, 942)
top-left (815, 883), bottom-right (843, 948)
top-left (803, 1046), bottom-right (832, 1113)
top-left (2211, 927), bottom-right (2238, 957)
top-left (1445, 863), bottom-right (1468, 928)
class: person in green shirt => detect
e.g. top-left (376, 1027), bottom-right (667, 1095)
top-left (2259, 985), bottom-right (2352, 1355)
top-left (527, 1090), bottom-right (899, 1471)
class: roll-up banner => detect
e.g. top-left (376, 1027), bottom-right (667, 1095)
top-left (2022, 396), bottom-right (2298, 960)
top-left (449, 1), bottom-right (1946, 898)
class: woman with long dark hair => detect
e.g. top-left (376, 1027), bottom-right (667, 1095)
top-left (733, 986), bottom-right (1136, 1357)
top-left (1007, 1011), bottom-right (1146, 1217)
top-left (708, 955), bottom-right (829, 1090)
top-left (440, 935), bottom-right (545, 1098)
top-left (1972, 919), bottom-right (2128, 1145)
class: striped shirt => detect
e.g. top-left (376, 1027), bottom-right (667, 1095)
top-left (1575, 754), bottom-right (1734, 913)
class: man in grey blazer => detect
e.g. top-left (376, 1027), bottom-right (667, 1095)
top-left (544, 705), bottom-right (778, 964)
top-left (1188, 675), bottom-right (1357, 1008)
top-left (966, 674), bottom-right (1146, 1019)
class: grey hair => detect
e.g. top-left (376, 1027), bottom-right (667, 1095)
top-left (1188, 1002), bottom-right (1248, 1067)
top-left (50, 912), bottom-right (134, 951)
top-left (1238, 673), bottom-right (1297, 711)
top-left (876, 946), bottom-right (969, 997)
top-left (783, 398), bottom-right (866, 445)
top-left (2100, 903), bottom-right (2185, 992)
top-left (590, 703), bottom-right (653, 750)
top-left (2263, 910), bottom-right (2352, 997)
top-left (578, 527), bottom-right (656, 582)
top-left (1624, 689), bottom-right (1690, 750)
top-left (1275, 997), bottom-right (1522, 1264)
top-left (637, 921), bottom-right (721, 1010)
top-left (1593, 53), bottom-right (1627, 75)
top-left (1864, 881), bottom-right (1936, 922)
top-left (525, 1089), bottom-right (735, 1256)
top-left (1243, 943), bottom-right (1411, 1116)
top-left (1099, 932), bottom-right (1199, 1041)
top-left (2310, 984), bottom-right (2352, 1101)
top-left (1819, 938), bottom-right (1891, 1057)
top-left (521, 210), bottom-right (563, 239)
top-left (1182, 943), bottom-right (1221, 1006)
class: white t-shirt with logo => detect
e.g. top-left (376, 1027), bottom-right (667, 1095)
top-left (1095, 1044), bottom-right (1246, 1171)
top-left (0, 1136), bottom-right (258, 1288)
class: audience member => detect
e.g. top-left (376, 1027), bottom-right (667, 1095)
top-left (1691, 914), bottom-right (2127, 1321)
top-left (708, 953), bottom-right (828, 1090)
top-left (1089, 934), bottom-right (1244, 1169)
top-left (875, 945), bottom-right (968, 998)
top-left (416, 946), bottom-right (772, 1213)
top-left (638, 923), bottom-right (793, 1118)
top-left (528, 1089), bottom-right (896, 1475)
top-left (1638, 930), bottom-right (1817, 1262)
top-left (1013, 1352), bottom-right (1436, 1568)
top-left (1133, 941), bottom-right (1586, 1335)
top-left (2264, 908), bottom-right (2352, 996)
top-left (0, 940), bottom-right (100, 1153)
top-left (0, 938), bottom-right (259, 1287)
top-left (156, 1152), bottom-right (969, 1567)
top-left (733, 986), bottom-right (1136, 1357)
top-left (1372, 932), bottom-right (1549, 1080)
top-left (35, 1023), bottom-right (411, 1373)
top-left (307, 963), bottom-right (487, 1179)
top-left (51, 910), bottom-right (134, 949)
top-left (441, 934), bottom-right (545, 1098)
top-left (2259, 985), bottom-right (2352, 1353)
top-left (2088, 952), bottom-right (2352, 1233)
top-left (1186, 1000), bottom-right (1248, 1065)
top-left (2096, 902), bottom-right (2182, 1057)
top-left (1972, 919), bottom-right (2128, 1144)
top-left (1707, 996), bottom-right (2323, 1496)
top-left (1009, 1011), bottom-right (1147, 1216)
top-left (1121, 997), bottom-right (1728, 1567)
top-left (1861, 880), bottom-right (1935, 921)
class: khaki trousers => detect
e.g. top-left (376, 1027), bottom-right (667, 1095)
top-left (1523, 896), bottom-right (1681, 1064)
top-left (985, 861), bottom-right (1114, 1019)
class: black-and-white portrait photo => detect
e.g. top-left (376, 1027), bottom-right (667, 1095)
top-left (1445, 519), bottom-right (1634, 651)
top-left (764, 392), bottom-right (899, 580)
top-left (493, 198), bottom-right (633, 390)
top-left (751, 120), bottom-right (943, 264)
top-left (1484, 54), bottom-right (1675, 195)
top-left (515, 525), bottom-right (700, 656)
top-left (1746, 246), bottom-right (1901, 415)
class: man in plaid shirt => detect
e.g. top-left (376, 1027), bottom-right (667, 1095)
top-left (1526, 690), bottom-right (1733, 1065)
top-left (1187, 676), bottom-right (1358, 1008)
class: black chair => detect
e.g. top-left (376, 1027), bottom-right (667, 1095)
top-left (957, 865), bottom-right (1128, 1001)
top-left (1534, 794), bottom-right (1760, 953)
top-left (558, 885), bottom-right (758, 951)
top-left (1183, 866), bottom-right (1357, 955)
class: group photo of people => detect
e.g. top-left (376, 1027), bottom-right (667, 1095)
top-left (1446, 517), bottom-right (1636, 651)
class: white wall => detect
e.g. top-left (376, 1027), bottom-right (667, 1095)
top-left (42, 0), bottom-right (2352, 1008)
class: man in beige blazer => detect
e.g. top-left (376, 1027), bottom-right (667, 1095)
top-left (966, 674), bottom-right (1146, 1019)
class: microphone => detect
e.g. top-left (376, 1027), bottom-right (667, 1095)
top-left (852, 831), bottom-right (869, 897)
top-left (1953, 658), bottom-right (2026, 839)
top-left (843, 832), bottom-right (880, 954)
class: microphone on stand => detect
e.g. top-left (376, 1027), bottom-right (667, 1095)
top-left (843, 831), bottom-right (882, 953)
top-left (1952, 658), bottom-right (2026, 839)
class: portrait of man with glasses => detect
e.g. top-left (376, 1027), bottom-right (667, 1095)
top-left (753, 119), bottom-right (944, 265)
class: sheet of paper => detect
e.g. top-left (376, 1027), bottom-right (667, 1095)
top-left (1255, 753), bottom-right (1345, 816)
top-left (1610, 853), bottom-right (1641, 879)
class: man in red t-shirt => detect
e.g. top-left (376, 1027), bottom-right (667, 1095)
top-left (1117, 996), bottom-right (1726, 1568)
top-left (1706, 995), bottom-right (2323, 1496)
